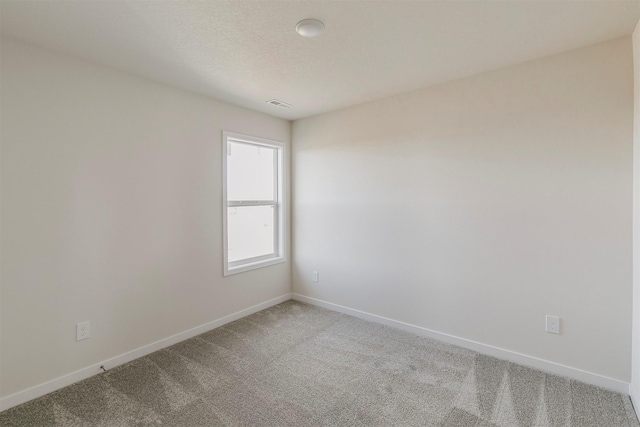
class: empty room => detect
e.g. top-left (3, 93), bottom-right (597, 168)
top-left (1, 1), bottom-right (640, 426)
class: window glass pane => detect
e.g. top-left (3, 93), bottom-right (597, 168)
top-left (227, 205), bottom-right (275, 262)
top-left (227, 142), bottom-right (275, 201)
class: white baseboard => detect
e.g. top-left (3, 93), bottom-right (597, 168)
top-left (631, 383), bottom-right (640, 422)
top-left (0, 293), bottom-right (292, 412)
top-left (292, 293), bottom-right (631, 395)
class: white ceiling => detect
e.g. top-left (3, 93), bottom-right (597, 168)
top-left (2, 1), bottom-right (639, 120)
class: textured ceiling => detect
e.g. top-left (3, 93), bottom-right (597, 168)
top-left (2, 1), bottom-right (639, 120)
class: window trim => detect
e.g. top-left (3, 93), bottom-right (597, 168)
top-left (222, 131), bottom-right (286, 276)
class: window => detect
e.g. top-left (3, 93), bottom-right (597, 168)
top-left (222, 131), bottom-right (286, 275)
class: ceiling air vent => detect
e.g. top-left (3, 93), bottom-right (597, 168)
top-left (267, 99), bottom-right (292, 109)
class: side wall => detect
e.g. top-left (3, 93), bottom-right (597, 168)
top-left (292, 38), bottom-right (634, 384)
top-left (631, 20), bottom-right (640, 416)
top-left (0, 39), bottom-right (291, 401)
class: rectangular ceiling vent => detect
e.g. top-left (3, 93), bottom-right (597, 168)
top-left (267, 99), bottom-right (292, 109)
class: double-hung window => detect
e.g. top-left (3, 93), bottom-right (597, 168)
top-left (222, 132), bottom-right (286, 275)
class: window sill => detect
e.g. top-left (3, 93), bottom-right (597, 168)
top-left (224, 256), bottom-right (286, 276)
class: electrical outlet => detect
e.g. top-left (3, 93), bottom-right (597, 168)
top-left (545, 315), bottom-right (560, 334)
top-left (77, 321), bottom-right (90, 341)
top-left (312, 271), bottom-right (319, 283)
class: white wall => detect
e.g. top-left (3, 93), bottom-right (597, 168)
top-left (0, 38), bottom-right (291, 399)
top-left (631, 21), bottom-right (640, 414)
top-left (293, 38), bottom-right (634, 382)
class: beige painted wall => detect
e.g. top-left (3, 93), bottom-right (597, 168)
top-left (632, 21), bottom-right (640, 408)
top-left (292, 38), bottom-right (634, 381)
top-left (0, 39), bottom-right (291, 398)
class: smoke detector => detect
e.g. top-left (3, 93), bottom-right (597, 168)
top-left (296, 19), bottom-right (324, 38)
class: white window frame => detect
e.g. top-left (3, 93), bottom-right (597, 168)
top-left (222, 131), bottom-right (286, 276)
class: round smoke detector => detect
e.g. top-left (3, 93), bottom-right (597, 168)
top-left (296, 19), bottom-right (325, 38)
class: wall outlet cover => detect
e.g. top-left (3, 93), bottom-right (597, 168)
top-left (545, 315), bottom-right (560, 334)
top-left (76, 321), bottom-right (90, 341)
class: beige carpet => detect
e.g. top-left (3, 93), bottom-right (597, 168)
top-left (1, 301), bottom-right (638, 426)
